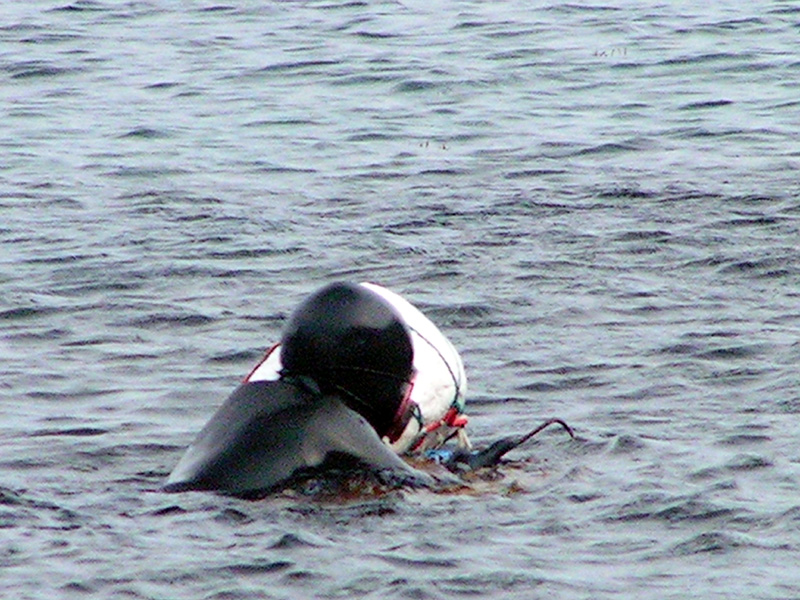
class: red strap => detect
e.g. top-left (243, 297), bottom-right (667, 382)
top-left (429, 407), bottom-right (468, 430)
top-left (412, 407), bottom-right (469, 451)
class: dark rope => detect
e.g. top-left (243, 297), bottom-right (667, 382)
top-left (445, 418), bottom-right (575, 471)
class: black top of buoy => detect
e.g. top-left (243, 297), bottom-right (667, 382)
top-left (280, 282), bottom-right (414, 439)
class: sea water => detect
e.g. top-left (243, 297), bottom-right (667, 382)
top-left (2, 1), bottom-right (800, 598)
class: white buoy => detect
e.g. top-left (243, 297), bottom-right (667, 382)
top-left (245, 282), bottom-right (469, 454)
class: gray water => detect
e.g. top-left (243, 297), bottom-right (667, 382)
top-left (3, 1), bottom-right (800, 598)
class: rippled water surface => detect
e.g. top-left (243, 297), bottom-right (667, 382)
top-left (3, 1), bottom-right (800, 598)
